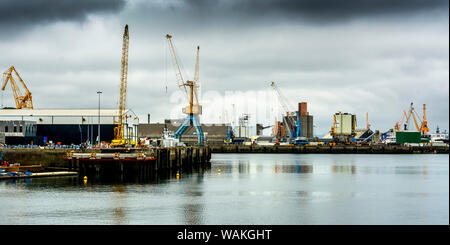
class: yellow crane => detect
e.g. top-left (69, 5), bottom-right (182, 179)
top-left (1, 66), bottom-right (33, 109)
top-left (111, 25), bottom-right (130, 147)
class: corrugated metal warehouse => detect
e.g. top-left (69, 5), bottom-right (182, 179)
top-left (0, 108), bottom-right (133, 145)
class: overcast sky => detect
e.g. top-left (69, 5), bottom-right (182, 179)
top-left (0, 0), bottom-right (448, 136)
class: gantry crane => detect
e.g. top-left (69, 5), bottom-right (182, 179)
top-left (1, 66), bottom-right (33, 109)
top-left (111, 25), bottom-right (130, 147)
top-left (165, 34), bottom-right (204, 146)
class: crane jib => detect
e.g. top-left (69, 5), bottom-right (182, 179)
top-left (112, 24), bottom-right (130, 145)
top-left (1, 66), bottom-right (33, 109)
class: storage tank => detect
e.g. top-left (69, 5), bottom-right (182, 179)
top-left (334, 113), bottom-right (356, 136)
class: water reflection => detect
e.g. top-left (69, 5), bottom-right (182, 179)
top-left (76, 162), bottom-right (211, 186)
top-left (0, 154), bottom-right (447, 225)
top-left (112, 185), bottom-right (127, 225)
top-left (273, 164), bottom-right (314, 173)
top-left (273, 160), bottom-right (313, 174)
top-left (182, 203), bottom-right (204, 225)
top-left (394, 166), bottom-right (424, 175)
top-left (175, 171), bottom-right (207, 225)
top-left (332, 165), bottom-right (357, 174)
top-left (238, 160), bottom-right (249, 175)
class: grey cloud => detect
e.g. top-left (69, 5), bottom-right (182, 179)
top-left (0, 0), bottom-right (126, 25)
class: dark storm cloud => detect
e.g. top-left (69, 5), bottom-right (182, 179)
top-left (184, 0), bottom-right (448, 21)
top-left (0, 0), bottom-right (126, 25)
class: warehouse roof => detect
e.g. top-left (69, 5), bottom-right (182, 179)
top-left (0, 108), bottom-right (129, 117)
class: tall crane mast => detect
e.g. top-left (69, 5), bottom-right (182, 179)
top-left (420, 104), bottom-right (430, 135)
top-left (1, 66), bottom-right (33, 109)
top-left (366, 112), bottom-right (370, 129)
top-left (165, 34), bottom-right (204, 145)
top-left (112, 24), bottom-right (129, 147)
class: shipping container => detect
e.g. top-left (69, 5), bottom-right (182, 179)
top-left (395, 131), bottom-right (421, 144)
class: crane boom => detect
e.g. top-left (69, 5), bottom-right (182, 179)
top-left (395, 110), bottom-right (407, 131)
top-left (165, 34), bottom-right (189, 101)
top-left (1, 66), bottom-right (33, 109)
top-left (112, 24), bottom-right (129, 146)
top-left (270, 81), bottom-right (296, 138)
top-left (193, 46), bottom-right (200, 106)
top-left (194, 46), bottom-right (200, 83)
top-left (165, 34), bottom-right (201, 114)
top-left (411, 110), bottom-right (421, 132)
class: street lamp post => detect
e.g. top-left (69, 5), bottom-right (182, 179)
top-left (97, 91), bottom-right (102, 146)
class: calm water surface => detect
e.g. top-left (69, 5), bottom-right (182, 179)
top-left (0, 154), bottom-right (448, 225)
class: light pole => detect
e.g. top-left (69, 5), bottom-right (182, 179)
top-left (97, 91), bottom-right (102, 146)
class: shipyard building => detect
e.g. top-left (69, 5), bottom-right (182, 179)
top-left (0, 109), bottom-right (231, 146)
top-left (0, 108), bottom-right (134, 145)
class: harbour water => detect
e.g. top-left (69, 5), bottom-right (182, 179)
top-left (0, 153), bottom-right (448, 225)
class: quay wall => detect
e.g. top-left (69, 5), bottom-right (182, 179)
top-left (1, 149), bottom-right (72, 168)
top-left (1, 145), bottom-right (447, 169)
top-left (210, 145), bottom-right (449, 154)
top-left (0, 146), bottom-right (212, 169)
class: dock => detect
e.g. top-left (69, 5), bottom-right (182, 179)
top-left (64, 146), bottom-right (211, 179)
top-left (210, 144), bottom-right (449, 154)
top-left (1, 146), bottom-right (210, 167)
